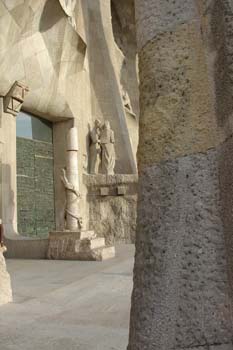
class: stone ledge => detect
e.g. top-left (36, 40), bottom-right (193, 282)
top-left (83, 174), bottom-right (138, 187)
top-left (84, 174), bottom-right (138, 197)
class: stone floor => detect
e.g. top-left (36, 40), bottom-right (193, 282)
top-left (0, 244), bottom-right (134, 350)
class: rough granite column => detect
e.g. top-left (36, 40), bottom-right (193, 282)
top-left (128, 1), bottom-right (233, 349)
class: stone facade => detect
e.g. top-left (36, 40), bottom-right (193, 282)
top-left (0, 0), bottom-right (138, 258)
top-left (128, 1), bottom-right (233, 349)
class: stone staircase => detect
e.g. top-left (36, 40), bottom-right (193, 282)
top-left (47, 230), bottom-right (115, 261)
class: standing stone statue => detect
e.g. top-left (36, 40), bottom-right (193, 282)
top-left (121, 85), bottom-right (136, 117)
top-left (59, 0), bottom-right (77, 29)
top-left (61, 127), bottom-right (82, 231)
top-left (61, 168), bottom-right (82, 230)
top-left (89, 119), bottom-right (101, 174)
top-left (100, 121), bottom-right (115, 175)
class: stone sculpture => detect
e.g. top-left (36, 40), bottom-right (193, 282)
top-left (89, 119), bottom-right (101, 174)
top-left (121, 85), bottom-right (136, 117)
top-left (4, 81), bottom-right (29, 117)
top-left (48, 126), bottom-right (116, 262)
top-left (100, 121), bottom-right (116, 175)
top-left (61, 168), bottom-right (82, 230)
top-left (61, 127), bottom-right (82, 231)
top-left (59, 0), bottom-right (77, 29)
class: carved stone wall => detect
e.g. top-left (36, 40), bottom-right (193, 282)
top-left (0, 0), bottom-right (138, 246)
top-left (84, 174), bottom-right (137, 245)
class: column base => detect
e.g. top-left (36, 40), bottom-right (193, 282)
top-left (47, 230), bottom-right (115, 261)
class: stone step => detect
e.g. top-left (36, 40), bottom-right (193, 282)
top-left (79, 230), bottom-right (96, 240)
top-left (90, 237), bottom-right (105, 249)
top-left (93, 246), bottom-right (116, 261)
top-left (77, 245), bottom-right (116, 261)
top-left (78, 237), bottom-right (105, 252)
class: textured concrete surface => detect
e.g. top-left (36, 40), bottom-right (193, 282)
top-left (0, 244), bottom-right (134, 350)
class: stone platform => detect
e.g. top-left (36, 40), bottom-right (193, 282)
top-left (47, 230), bottom-right (115, 261)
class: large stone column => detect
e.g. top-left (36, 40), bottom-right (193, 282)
top-left (0, 98), bottom-right (12, 306)
top-left (128, 1), bottom-right (233, 349)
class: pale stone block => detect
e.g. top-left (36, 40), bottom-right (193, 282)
top-left (100, 187), bottom-right (109, 196)
top-left (80, 237), bottom-right (105, 250)
top-left (0, 251), bottom-right (12, 306)
top-left (48, 231), bottom-right (115, 261)
top-left (117, 186), bottom-right (126, 196)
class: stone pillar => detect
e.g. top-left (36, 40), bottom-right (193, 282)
top-left (128, 1), bottom-right (233, 350)
top-left (1, 81), bottom-right (29, 234)
top-left (65, 127), bottom-right (80, 231)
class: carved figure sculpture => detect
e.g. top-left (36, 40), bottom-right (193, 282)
top-left (61, 127), bottom-right (82, 231)
top-left (100, 121), bottom-right (116, 175)
top-left (121, 85), bottom-right (136, 117)
top-left (59, 0), bottom-right (77, 29)
top-left (61, 168), bottom-right (82, 230)
top-left (89, 119), bottom-right (101, 174)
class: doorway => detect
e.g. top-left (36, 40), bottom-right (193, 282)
top-left (16, 111), bottom-right (55, 237)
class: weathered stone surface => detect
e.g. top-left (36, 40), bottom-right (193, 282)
top-left (0, 250), bottom-right (12, 305)
top-left (83, 174), bottom-right (138, 187)
top-left (219, 135), bottom-right (233, 309)
top-left (129, 1), bottom-right (233, 349)
top-left (128, 148), bottom-right (232, 349)
top-left (89, 195), bottom-right (137, 245)
top-left (176, 346), bottom-right (233, 350)
top-left (209, 345), bottom-right (233, 350)
top-left (135, 0), bottom-right (198, 50)
top-left (205, 0), bottom-right (233, 138)
top-left (84, 174), bottom-right (138, 244)
top-left (137, 22), bottom-right (224, 168)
